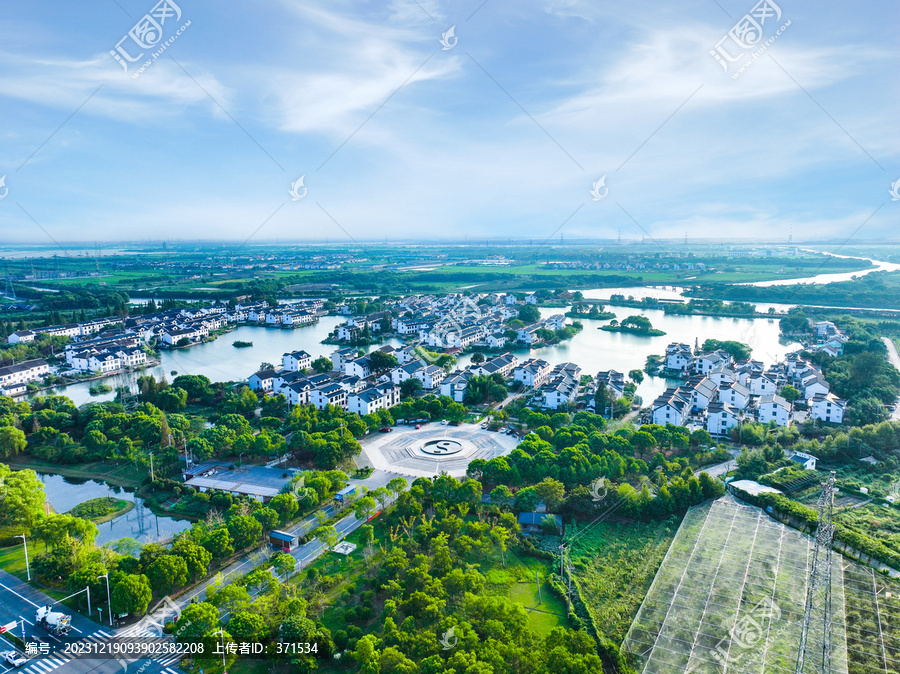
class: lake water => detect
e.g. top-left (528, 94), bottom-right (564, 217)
top-left (34, 473), bottom-right (192, 546)
top-left (32, 298), bottom-right (802, 408)
top-left (37, 317), bottom-right (402, 406)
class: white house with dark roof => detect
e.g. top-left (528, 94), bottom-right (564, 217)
top-left (282, 350), bottom-right (312, 372)
top-left (810, 392), bottom-right (846, 424)
top-left (693, 350), bottom-right (732, 375)
top-left (748, 374), bottom-right (778, 396)
top-left (665, 343), bottom-right (693, 372)
top-left (651, 388), bottom-right (692, 426)
top-left (0, 359), bottom-right (49, 392)
top-left (310, 382), bottom-right (348, 410)
top-left (758, 394), bottom-right (791, 425)
top-left (440, 371), bottom-right (472, 402)
top-left (706, 401), bottom-right (740, 436)
top-left (6, 330), bottom-right (35, 344)
top-left (348, 383), bottom-right (400, 416)
top-left (718, 381), bottom-right (750, 410)
top-left (248, 368), bottom-right (278, 393)
top-left (514, 359), bottom-right (551, 388)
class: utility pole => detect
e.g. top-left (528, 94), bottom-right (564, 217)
top-left (796, 472), bottom-right (837, 673)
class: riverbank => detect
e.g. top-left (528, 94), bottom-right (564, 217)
top-left (6, 456), bottom-right (146, 489)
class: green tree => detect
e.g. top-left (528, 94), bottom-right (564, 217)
top-left (628, 369), bottom-right (644, 383)
top-left (0, 427), bottom-right (27, 458)
top-left (270, 493), bottom-right (299, 524)
top-left (228, 611), bottom-right (266, 642)
top-left (354, 496), bottom-right (377, 521)
top-left (111, 574), bottom-right (152, 616)
top-left (252, 506), bottom-right (279, 532)
top-left (0, 465), bottom-right (46, 536)
top-left (780, 385), bottom-right (801, 405)
top-left (368, 350), bottom-right (399, 372)
top-left (312, 357), bottom-right (332, 373)
top-left (631, 431), bottom-right (657, 460)
top-left (175, 602), bottom-right (220, 644)
top-left (534, 478), bottom-right (566, 511)
top-left (518, 304), bottom-right (541, 324)
top-left (471, 352), bottom-right (486, 364)
top-left (146, 555), bottom-right (188, 595)
top-left (171, 540), bottom-right (212, 581)
top-left (227, 514), bottom-right (263, 549)
top-left (400, 378), bottom-right (423, 398)
top-left (316, 525), bottom-right (339, 552)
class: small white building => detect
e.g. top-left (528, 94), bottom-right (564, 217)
top-left (757, 394), bottom-right (791, 426)
top-left (810, 392), bottom-right (846, 424)
top-left (282, 350), bottom-right (312, 372)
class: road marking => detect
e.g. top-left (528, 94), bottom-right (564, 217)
top-left (0, 582), bottom-right (40, 608)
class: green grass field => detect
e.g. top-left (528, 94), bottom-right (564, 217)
top-left (508, 580), bottom-right (567, 636)
top-left (567, 518), bottom-right (678, 645)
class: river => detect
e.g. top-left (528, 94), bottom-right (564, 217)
top-left (35, 473), bottom-right (191, 546)
top-left (739, 250), bottom-right (900, 287)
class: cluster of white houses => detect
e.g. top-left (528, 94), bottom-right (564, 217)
top-left (1, 301), bottom-right (324, 393)
top-left (0, 359), bottom-right (50, 396)
top-left (653, 342), bottom-right (847, 436)
top-left (332, 293), bottom-right (567, 350)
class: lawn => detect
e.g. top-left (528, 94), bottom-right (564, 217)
top-left (508, 579), bottom-right (566, 636)
top-left (5, 457), bottom-right (147, 489)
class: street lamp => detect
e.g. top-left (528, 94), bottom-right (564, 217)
top-left (213, 628), bottom-right (227, 673)
top-left (14, 534), bottom-right (30, 581)
top-left (98, 574), bottom-right (112, 626)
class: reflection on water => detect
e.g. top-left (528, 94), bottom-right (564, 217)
top-left (35, 473), bottom-right (191, 546)
top-left (37, 291), bottom-right (802, 409)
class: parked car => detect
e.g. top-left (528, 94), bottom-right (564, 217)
top-left (415, 424), bottom-right (421, 429)
top-left (441, 420), bottom-right (449, 425)
top-left (0, 651), bottom-right (26, 668)
top-left (378, 427), bottom-right (392, 433)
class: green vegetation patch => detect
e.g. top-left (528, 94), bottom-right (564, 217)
top-left (68, 497), bottom-right (133, 523)
top-left (569, 518), bottom-right (677, 644)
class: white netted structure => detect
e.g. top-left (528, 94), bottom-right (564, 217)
top-left (623, 494), bottom-right (850, 673)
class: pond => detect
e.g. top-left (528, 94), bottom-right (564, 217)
top-left (34, 472), bottom-right (192, 547)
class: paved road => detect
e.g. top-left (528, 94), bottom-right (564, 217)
top-left (882, 337), bottom-right (900, 420)
top-left (0, 571), bottom-right (181, 674)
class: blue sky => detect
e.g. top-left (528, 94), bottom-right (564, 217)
top-left (0, 0), bottom-right (897, 244)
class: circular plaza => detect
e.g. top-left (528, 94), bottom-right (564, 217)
top-left (360, 423), bottom-right (519, 478)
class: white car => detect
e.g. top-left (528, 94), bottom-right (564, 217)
top-left (0, 651), bottom-right (27, 668)
top-left (441, 420), bottom-right (448, 425)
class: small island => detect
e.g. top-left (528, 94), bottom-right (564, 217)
top-left (566, 303), bottom-right (616, 320)
top-left (600, 315), bottom-right (666, 336)
top-left (88, 383), bottom-right (113, 396)
top-left (233, 340), bottom-right (254, 348)
top-left (68, 497), bottom-right (134, 523)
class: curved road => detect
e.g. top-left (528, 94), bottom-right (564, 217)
top-left (881, 338), bottom-right (900, 421)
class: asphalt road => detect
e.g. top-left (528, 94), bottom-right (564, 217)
top-left (0, 570), bottom-right (181, 674)
top-left (882, 337), bottom-right (900, 421)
